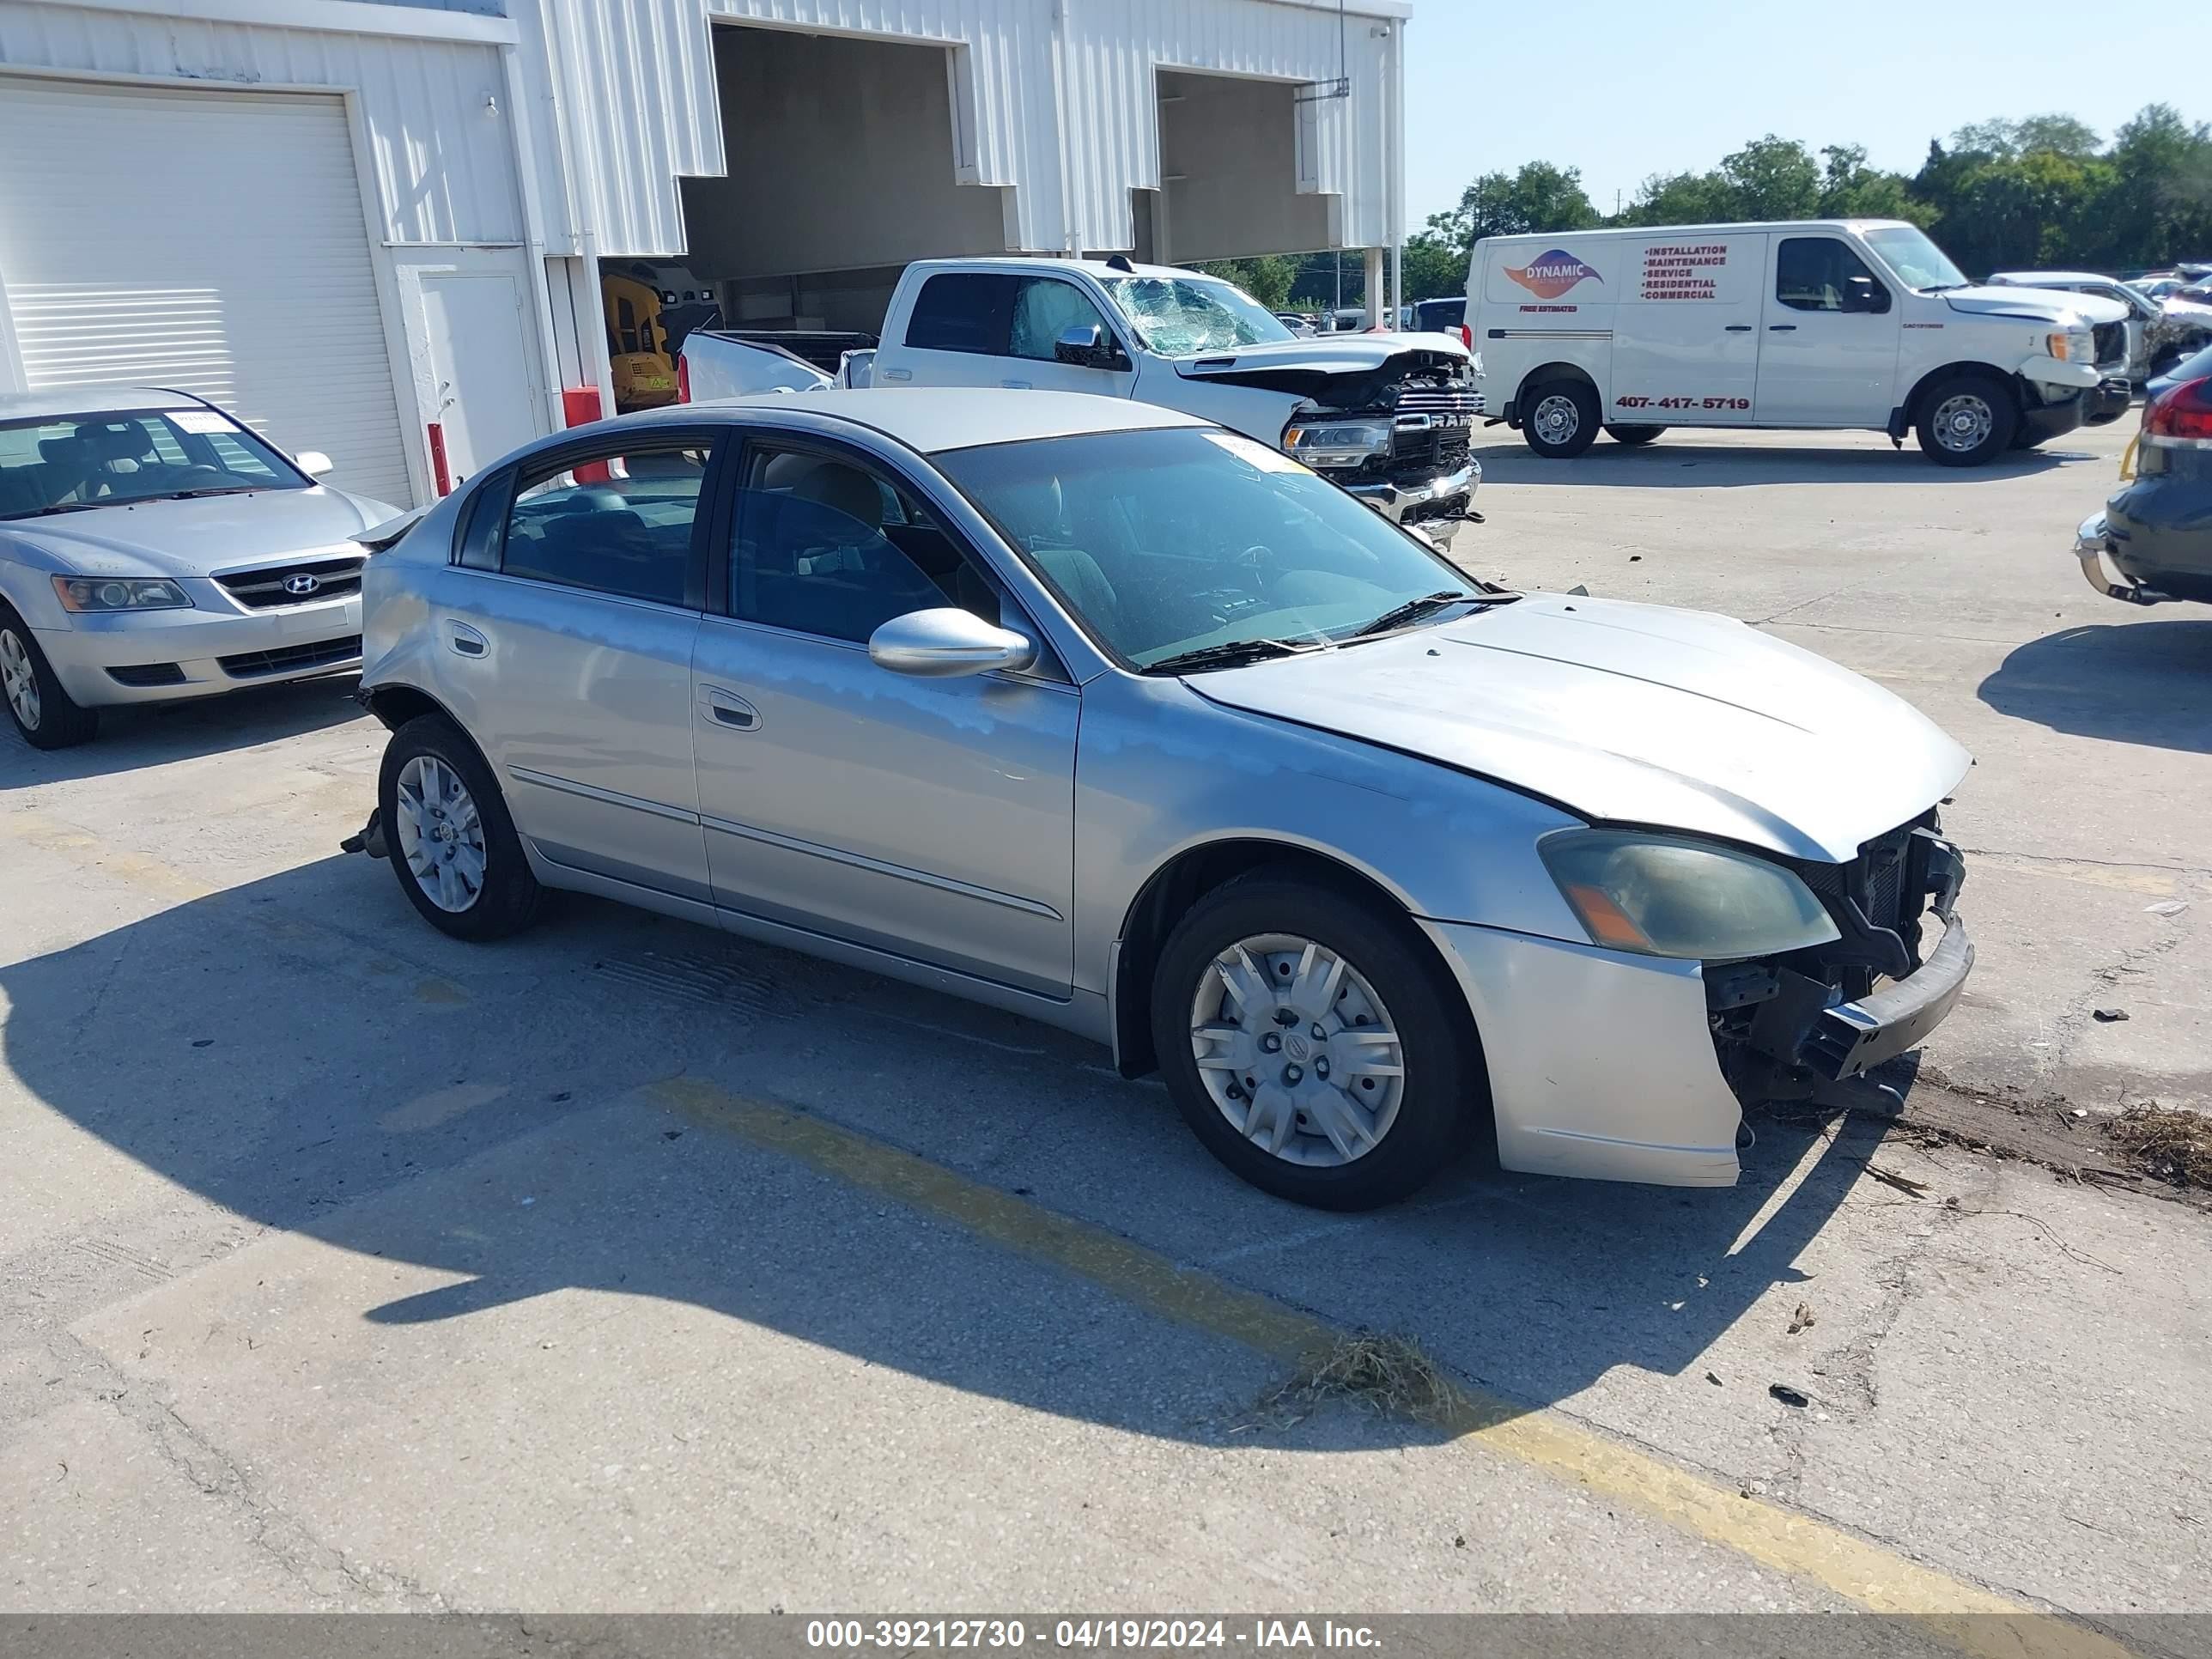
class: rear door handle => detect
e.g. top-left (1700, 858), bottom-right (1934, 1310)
top-left (697, 686), bottom-right (759, 731)
top-left (1769, 324), bottom-right (1798, 332)
top-left (880, 368), bottom-right (914, 383)
top-left (446, 622), bottom-right (487, 658)
top-left (1000, 378), bottom-right (1032, 389)
top-left (1725, 324), bottom-right (1754, 332)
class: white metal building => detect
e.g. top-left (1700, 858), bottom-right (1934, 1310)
top-left (0, 0), bottom-right (1419, 507)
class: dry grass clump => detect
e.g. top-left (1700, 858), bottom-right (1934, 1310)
top-left (1248, 1333), bottom-right (1460, 1430)
top-left (2107, 1105), bottom-right (2212, 1189)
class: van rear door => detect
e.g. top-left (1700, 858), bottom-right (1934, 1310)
top-left (1607, 234), bottom-right (1764, 425)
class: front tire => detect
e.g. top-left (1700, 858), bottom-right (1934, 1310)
top-left (376, 713), bottom-right (540, 940)
top-left (0, 604), bottom-right (99, 750)
top-left (1915, 372), bottom-right (2018, 467)
top-left (1521, 380), bottom-right (1601, 459)
top-left (1151, 870), bottom-right (1474, 1210)
top-left (1605, 423), bottom-right (1664, 447)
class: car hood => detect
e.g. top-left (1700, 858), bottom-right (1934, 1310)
top-left (1190, 592), bottom-right (1970, 864)
top-left (1944, 284), bottom-right (2127, 326)
top-left (0, 486), bottom-right (399, 580)
top-left (1169, 333), bottom-right (1471, 378)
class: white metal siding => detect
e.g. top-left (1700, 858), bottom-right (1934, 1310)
top-left (0, 76), bottom-right (412, 503)
top-left (526, 0), bottom-right (1405, 260)
top-left (0, 1), bottom-right (525, 246)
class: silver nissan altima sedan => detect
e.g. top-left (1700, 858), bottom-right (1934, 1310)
top-left (354, 389), bottom-right (1974, 1210)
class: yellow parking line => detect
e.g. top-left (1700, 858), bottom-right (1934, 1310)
top-left (653, 1077), bottom-right (2130, 1659)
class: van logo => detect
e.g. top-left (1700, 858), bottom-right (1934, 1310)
top-left (1504, 249), bottom-right (1601, 301)
top-left (283, 573), bottom-right (321, 596)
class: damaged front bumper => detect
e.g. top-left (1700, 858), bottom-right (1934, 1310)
top-left (1337, 460), bottom-right (1481, 546)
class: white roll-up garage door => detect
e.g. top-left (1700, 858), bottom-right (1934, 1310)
top-left (0, 76), bottom-right (413, 506)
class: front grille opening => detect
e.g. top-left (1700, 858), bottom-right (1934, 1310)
top-left (218, 635), bottom-right (362, 680)
top-left (215, 556), bottom-right (365, 610)
top-left (106, 662), bottom-right (186, 688)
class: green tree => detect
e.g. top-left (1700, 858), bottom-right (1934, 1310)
top-left (1818, 144), bottom-right (1936, 227)
top-left (1720, 135), bottom-right (1820, 220)
top-left (1194, 254), bottom-right (1303, 310)
top-left (1950, 114), bottom-right (2101, 160)
top-left (1618, 168), bottom-right (1740, 226)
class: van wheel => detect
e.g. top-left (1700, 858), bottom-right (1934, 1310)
top-left (1915, 372), bottom-right (2017, 466)
top-left (1522, 380), bottom-right (1600, 458)
top-left (1151, 869), bottom-right (1471, 1211)
top-left (1605, 424), bottom-right (1664, 447)
top-left (377, 714), bottom-right (540, 941)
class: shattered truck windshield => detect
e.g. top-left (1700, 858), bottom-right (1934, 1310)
top-left (1103, 276), bottom-right (1296, 356)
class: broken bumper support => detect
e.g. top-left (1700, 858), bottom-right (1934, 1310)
top-left (1342, 462), bottom-right (1481, 547)
top-left (2076, 512), bottom-right (2173, 605)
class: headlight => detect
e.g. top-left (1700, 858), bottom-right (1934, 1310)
top-left (51, 574), bottom-right (193, 613)
top-left (2046, 330), bottom-right (2093, 363)
top-left (1538, 830), bottom-right (1840, 960)
top-left (1281, 416), bottom-right (1393, 468)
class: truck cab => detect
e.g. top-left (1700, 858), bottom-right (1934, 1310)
top-left (1468, 220), bottom-right (2129, 465)
top-left (867, 257), bottom-right (1483, 545)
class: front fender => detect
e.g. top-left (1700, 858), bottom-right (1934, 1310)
top-left (1073, 673), bottom-right (1590, 1000)
top-left (2020, 354), bottom-right (2098, 392)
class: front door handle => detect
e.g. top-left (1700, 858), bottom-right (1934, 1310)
top-left (1769, 324), bottom-right (1798, 332)
top-left (1000, 378), bottom-right (1032, 390)
top-left (1725, 324), bottom-right (1754, 332)
top-left (447, 622), bottom-right (488, 658)
top-left (697, 686), bottom-right (759, 731)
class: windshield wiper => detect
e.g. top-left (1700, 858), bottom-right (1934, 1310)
top-left (9, 501), bottom-right (109, 518)
top-left (1348, 588), bottom-right (1521, 639)
top-left (166, 485), bottom-right (262, 500)
top-left (1143, 637), bottom-right (1325, 676)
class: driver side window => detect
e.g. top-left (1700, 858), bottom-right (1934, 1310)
top-left (1776, 237), bottom-right (1888, 313)
top-left (1010, 278), bottom-right (1116, 362)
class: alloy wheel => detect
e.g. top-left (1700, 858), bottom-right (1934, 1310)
top-left (393, 753), bottom-right (488, 914)
top-left (1188, 933), bottom-right (1406, 1168)
top-left (0, 629), bottom-right (40, 732)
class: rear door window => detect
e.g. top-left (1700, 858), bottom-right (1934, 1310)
top-left (905, 272), bottom-right (1018, 356)
top-left (501, 445), bottom-right (711, 607)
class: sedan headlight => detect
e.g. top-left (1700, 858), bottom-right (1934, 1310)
top-left (1539, 830), bottom-right (1840, 960)
top-left (1281, 416), bottom-right (1393, 469)
top-left (52, 574), bottom-right (193, 613)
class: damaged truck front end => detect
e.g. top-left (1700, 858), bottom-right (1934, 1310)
top-left (1176, 346), bottom-right (1485, 548)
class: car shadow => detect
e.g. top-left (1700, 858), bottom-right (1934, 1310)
top-left (0, 672), bottom-right (368, 787)
top-left (1978, 619), bottom-right (2212, 755)
top-left (1470, 437), bottom-right (2090, 488)
top-left (0, 852), bottom-right (1890, 1451)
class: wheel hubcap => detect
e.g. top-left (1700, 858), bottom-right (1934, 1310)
top-left (1533, 394), bottom-right (1580, 447)
top-left (1188, 934), bottom-right (1406, 1168)
top-left (0, 629), bottom-right (39, 731)
top-left (393, 754), bottom-right (487, 914)
top-left (1933, 393), bottom-right (1994, 453)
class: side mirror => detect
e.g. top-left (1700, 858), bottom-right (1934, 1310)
top-left (868, 607), bottom-right (1037, 678)
top-left (1054, 324), bottom-right (1126, 370)
top-left (1842, 276), bottom-right (1890, 315)
top-left (295, 450), bottom-right (336, 478)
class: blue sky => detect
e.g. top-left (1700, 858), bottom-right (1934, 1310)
top-left (1402, 0), bottom-right (2210, 230)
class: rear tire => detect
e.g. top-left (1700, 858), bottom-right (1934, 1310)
top-left (0, 604), bottom-right (99, 750)
top-left (1150, 869), bottom-right (1474, 1210)
top-left (1521, 380), bottom-right (1600, 459)
top-left (1605, 424), bottom-right (1664, 447)
top-left (1914, 371), bottom-right (2018, 467)
top-left (377, 713), bottom-right (540, 941)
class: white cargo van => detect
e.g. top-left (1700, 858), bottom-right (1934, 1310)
top-left (1468, 220), bottom-right (2130, 465)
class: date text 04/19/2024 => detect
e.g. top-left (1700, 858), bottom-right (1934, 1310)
top-left (803, 1620), bottom-right (1382, 1650)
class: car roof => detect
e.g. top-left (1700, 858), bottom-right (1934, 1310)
top-left (1477, 219), bottom-right (1917, 243)
top-left (0, 384), bottom-right (210, 422)
top-left (595, 387), bottom-right (1206, 454)
top-left (900, 254), bottom-right (1217, 285)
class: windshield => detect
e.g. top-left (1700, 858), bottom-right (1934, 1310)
top-left (1102, 276), bottom-right (1296, 356)
top-left (0, 406), bottom-right (303, 520)
top-left (937, 426), bottom-right (1480, 670)
top-left (1862, 228), bottom-right (1970, 291)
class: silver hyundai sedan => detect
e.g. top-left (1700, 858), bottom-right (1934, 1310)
top-left (355, 390), bottom-right (1973, 1210)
